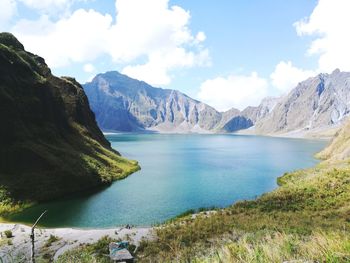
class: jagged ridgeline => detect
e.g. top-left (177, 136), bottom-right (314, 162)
top-left (84, 69), bottom-right (350, 137)
top-left (83, 71), bottom-right (257, 133)
top-left (0, 33), bottom-right (139, 214)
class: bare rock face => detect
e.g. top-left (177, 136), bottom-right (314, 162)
top-left (84, 71), bottom-right (250, 133)
top-left (241, 97), bottom-right (279, 123)
top-left (84, 70), bottom-right (350, 137)
top-left (255, 69), bottom-right (350, 135)
top-left (216, 97), bottom-right (279, 133)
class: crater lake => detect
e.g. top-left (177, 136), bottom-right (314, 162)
top-left (8, 134), bottom-right (327, 228)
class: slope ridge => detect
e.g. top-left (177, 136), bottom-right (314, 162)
top-left (0, 33), bottom-right (139, 214)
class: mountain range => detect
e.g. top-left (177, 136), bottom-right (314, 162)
top-left (254, 69), bottom-right (350, 137)
top-left (84, 69), bottom-right (350, 137)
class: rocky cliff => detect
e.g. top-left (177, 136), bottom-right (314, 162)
top-left (0, 33), bottom-right (139, 212)
top-left (84, 71), bottom-right (253, 133)
top-left (84, 70), bottom-right (350, 137)
top-left (255, 69), bottom-right (350, 136)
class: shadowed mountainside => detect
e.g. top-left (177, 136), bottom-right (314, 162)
top-left (0, 33), bottom-right (139, 214)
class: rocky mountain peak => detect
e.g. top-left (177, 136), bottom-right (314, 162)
top-left (254, 70), bottom-right (350, 136)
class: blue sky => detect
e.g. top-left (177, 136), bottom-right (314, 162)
top-left (168, 0), bottom-right (318, 95)
top-left (1, 0), bottom-right (348, 111)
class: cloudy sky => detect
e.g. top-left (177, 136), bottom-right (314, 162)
top-left (1, 0), bottom-right (349, 111)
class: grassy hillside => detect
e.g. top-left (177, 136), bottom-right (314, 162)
top-left (0, 33), bottom-right (139, 216)
top-left (316, 118), bottom-right (350, 161)
top-left (134, 161), bottom-right (350, 262)
top-left (57, 119), bottom-right (350, 262)
top-left (59, 119), bottom-right (350, 262)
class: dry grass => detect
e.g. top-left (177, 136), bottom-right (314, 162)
top-left (136, 161), bottom-right (350, 262)
top-left (197, 230), bottom-right (350, 263)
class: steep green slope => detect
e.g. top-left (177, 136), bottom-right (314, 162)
top-left (133, 121), bottom-right (350, 262)
top-left (0, 33), bottom-right (139, 215)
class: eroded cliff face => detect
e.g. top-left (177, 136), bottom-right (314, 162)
top-left (84, 71), bottom-right (250, 133)
top-left (255, 69), bottom-right (350, 136)
top-left (82, 70), bottom-right (295, 134)
top-left (84, 69), bottom-right (350, 137)
top-left (0, 33), bottom-right (138, 206)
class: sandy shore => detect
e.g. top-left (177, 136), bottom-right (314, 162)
top-left (0, 223), bottom-right (152, 262)
top-left (235, 125), bottom-right (338, 140)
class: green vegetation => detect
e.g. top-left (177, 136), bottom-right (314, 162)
top-left (0, 33), bottom-right (140, 216)
top-left (3, 230), bottom-right (13, 238)
top-left (0, 187), bottom-right (32, 217)
top-left (134, 161), bottom-right (350, 262)
top-left (317, 119), bottom-right (350, 161)
top-left (56, 236), bottom-right (118, 263)
top-left (54, 236), bottom-right (139, 263)
top-left (44, 235), bottom-right (60, 247)
top-left (133, 121), bottom-right (350, 262)
top-left (57, 118), bottom-right (350, 262)
top-left (198, 230), bottom-right (350, 263)
top-left (0, 33), bottom-right (24, 50)
top-left (57, 158), bottom-right (350, 262)
top-left (2, 32), bottom-right (350, 262)
top-left (166, 207), bottom-right (219, 223)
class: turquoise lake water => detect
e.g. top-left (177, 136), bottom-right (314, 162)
top-left (9, 134), bottom-right (327, 228)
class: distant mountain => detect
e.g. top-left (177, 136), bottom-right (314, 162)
top-left (254, 69), bottom-right (350, 137)
top-left (84, 70), bottom-right (350, 137)
top-left (0, 33), bottom-right (139, 211)
top-left (241, 97), bottom-right (279, 123)
top-left (83, 71), bottom-right (253, 133)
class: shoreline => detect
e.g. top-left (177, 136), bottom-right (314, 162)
top-left (103, 129), bottom-right (336, 140)
top-left (0, 133), bottom-right (330, 261)
top-left (102, 125), bottom-right (342, 141)
top-left (0, 223), bottom-right (152, 261)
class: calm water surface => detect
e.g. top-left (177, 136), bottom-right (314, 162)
top-left (9, 134), bottom-right (327, 228)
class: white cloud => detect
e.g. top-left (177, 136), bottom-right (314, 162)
top-left (270, 61), bottom-right (315, 93)
top-left (114, 0), bottom-right (210, 85)
top-left (122, 47), bottom-right (209, 86)
top-left (198, 62), bottom-right (316, 112)
top-left (83, 63), bottom-right (95, 73)
top-left (11, 0), bottom-right (209, 86)
top-left (0, 0), bottom-right (17, 30)
top-left (13, 10), bottom-right (112, 67)
top-left (294, 0), bottom-right (350, 72)
top-left (195, 31), bottom-right (206, 43)
top-left (197, 72), bottom-right (269, 111)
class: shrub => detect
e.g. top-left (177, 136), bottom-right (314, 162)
top-left (45, 235), bottom-right (60, 247)
top-left (4, 230), bottom-right (13, 238)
